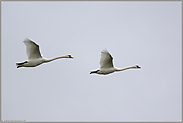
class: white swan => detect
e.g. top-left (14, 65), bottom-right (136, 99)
top-left (16, 38), bottom-right (73, 68)
top-left (90, 49), bottom-right (141, 75)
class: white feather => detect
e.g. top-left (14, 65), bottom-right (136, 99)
top-left (23, 38), bottom-right (42, 60)
top-left (100, 49), bottom-right (114, 69)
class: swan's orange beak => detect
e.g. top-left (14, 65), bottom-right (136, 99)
top-left (137, 66), bottom-right (141, 68)
top-left (69, 56), bottom-right (73, 58)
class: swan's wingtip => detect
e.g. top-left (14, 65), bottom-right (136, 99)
top-left (24, 38), bottom-right (30, 41)
top-left (103, 48), bottom-right (108, 51)
top-left (101, 48), bottom-right (108, 53)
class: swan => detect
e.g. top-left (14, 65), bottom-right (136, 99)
top-left (16, 38), bottom-right (73, 68)
top-left (90, 49), bottom-right (141, 75)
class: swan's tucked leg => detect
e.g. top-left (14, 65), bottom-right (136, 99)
top-left (16, 61), bottom-right (28, 68)
top-left (90, 70), bottom-right (99, 74)
top-left (16, 61), bottom-right (28, 65)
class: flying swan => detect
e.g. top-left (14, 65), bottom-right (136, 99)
top-left (90, 49), bottom-right (141, 75)
top-left (16, 38), bottom-right (73, 68)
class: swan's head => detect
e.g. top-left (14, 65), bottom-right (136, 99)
top-left (135, 65), bottom-right (141, 68)
top-left (67, 55), bottom-right (73, 58)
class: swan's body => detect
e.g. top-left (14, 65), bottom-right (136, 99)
top-left (16, 38), bottom-right (73, 68)
top-left (90, 49), bottom-right (141, 75)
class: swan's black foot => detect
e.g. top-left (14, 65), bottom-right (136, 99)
top-left (90, 70), bottom-right (99, 74)
top-left (16, 61), bottom-right (27, 68)
top-left (16, 61), bottom-right (27, 65)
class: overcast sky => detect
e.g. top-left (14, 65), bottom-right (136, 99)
top-left (1, 1), bottom-right (182, 122)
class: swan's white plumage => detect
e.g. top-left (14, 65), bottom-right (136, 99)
top-left (100, 49), bottom-right (114, 69)
top-left (23, 38), bottom-right (42, 59)
top-left (16, 38), bottom-right (73, 68)
top-left (90, 49), bottom-right (141, 75)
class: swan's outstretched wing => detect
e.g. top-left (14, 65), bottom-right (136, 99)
top-left (23, 38), bottom-right (42, 59)
top-left (100, 49), bottom-right (114, 69)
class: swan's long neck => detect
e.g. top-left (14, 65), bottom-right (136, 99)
top-left (44, 55), bottom-right (69, 62)
top-left (115, 66), bottom-right (136, 72)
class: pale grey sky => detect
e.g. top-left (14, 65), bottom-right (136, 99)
top-left (1, 1), bottom-right (182, 122)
